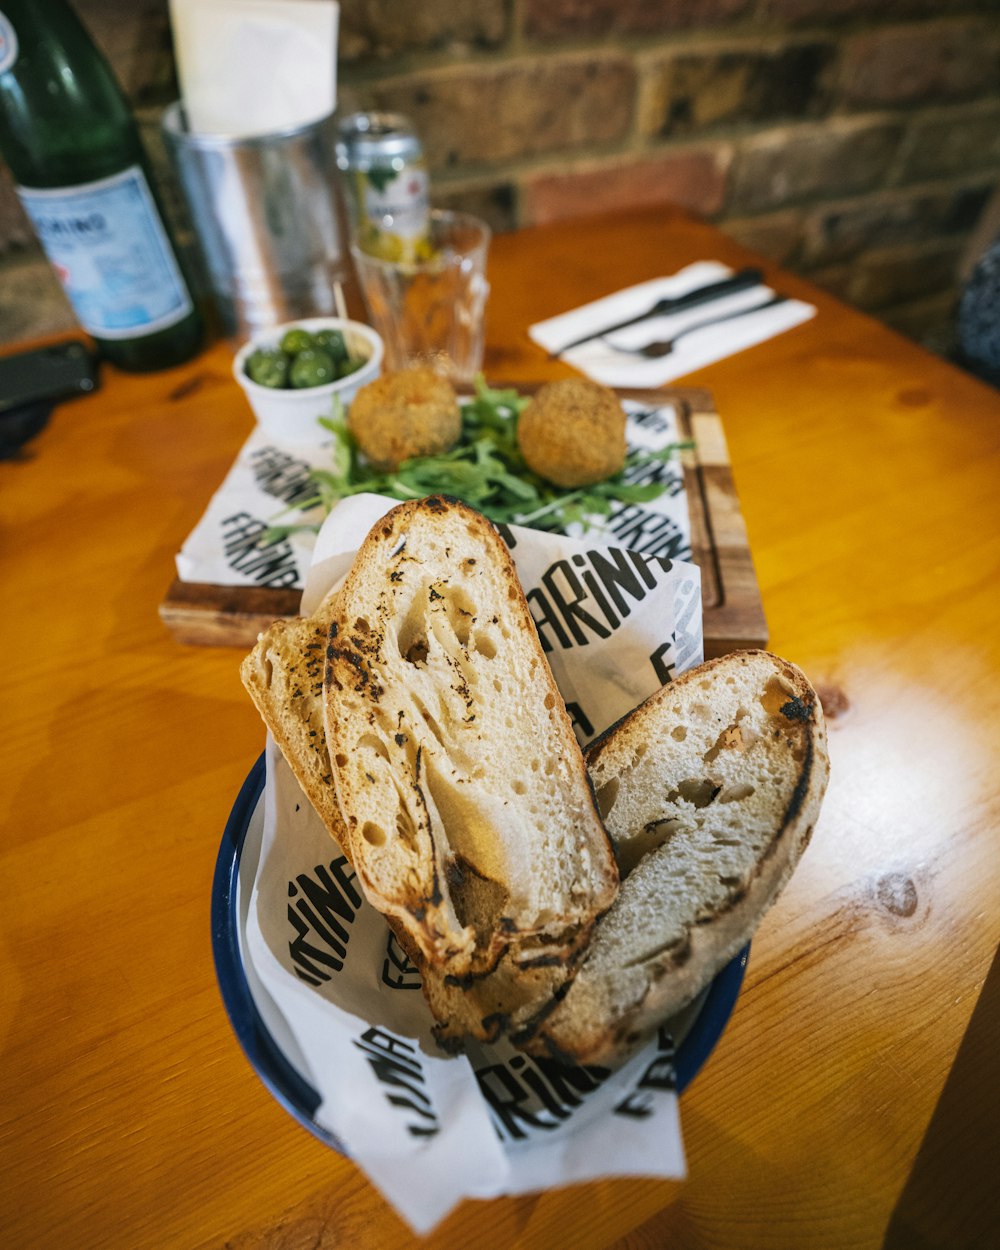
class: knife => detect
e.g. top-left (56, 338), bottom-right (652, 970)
top-left (550, 266), bottom-right (765, 355)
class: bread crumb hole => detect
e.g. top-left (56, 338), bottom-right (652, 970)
top-left (761, 674), bottom-right (797, 716)
top-left (362, 821), bottom-right (386, 847)
top-left (675, 777), bottom-right (721, 808)
top-left (719, 782), bottom-right (755, 802)
top-left (354, 617), bottom-right (370, 635)
top-left (493, 678), bottom-right (503, 693)
top-left (671, 725), bottom-right (686, 741)
top-left (405, 638), bottom-right (429, 666)
top-left (512, 779), bottom-right (526, 795)
top-left (618, 817), bottom-right (684, 876)
top-left (395, 807), bottom-right (418, 851)
top-left (359, 734), bottom-right (390, 762)
top-left (335, 753), bottom-right (348, 768)
top-left (543, 691), bottom-right (556, 710)
top-left (595, 777), bottom-right (619, 819)
top-left (475, 632), bottom-right (497, 659)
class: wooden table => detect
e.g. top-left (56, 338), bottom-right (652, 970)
top-left (2, 205), bottom-right (998, 1250)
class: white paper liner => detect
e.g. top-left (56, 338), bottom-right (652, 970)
top-left (241, 492), bottom-right (705, 1233)
top-left (177, 397), bottom-right (694, 592)
top-left (530, 261), bottom-right (816, 388)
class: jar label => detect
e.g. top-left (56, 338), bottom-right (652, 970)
top-left (0, 12), bottom-right (18, 75)
top-left (17, 166), bottom-right (193, 339)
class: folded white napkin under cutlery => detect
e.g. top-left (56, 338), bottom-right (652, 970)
top-left (529, 261), bottom-right (817, 388)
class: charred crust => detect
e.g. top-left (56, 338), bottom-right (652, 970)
top-left (512, 952), bottom-right (563, 970)
top-left (781, 733), bottom-right (814, 830)
top-left (410, 746), bottom-right (443, 909)
top-left (779, 695), bottom-right (813, 723)
top-left (443, 970), bottom-right (475, 990)
top-left (431, 1027), bottom-right (466, 1055)
top-left (328, 645), bottom-right (371, 693)
top-left (478, 1011), bottom-right (510, 1041)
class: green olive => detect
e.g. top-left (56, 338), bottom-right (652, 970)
top-left (314, 328), bottom-right (349, 364)
top-left (279, 327), bottom-right (316, 356)
top-left (245, 347), bottom-right (290, 389)
top-left (289, 348), bottom-right (337, 389)
top-left (336, 356), bottom-right (364, 379)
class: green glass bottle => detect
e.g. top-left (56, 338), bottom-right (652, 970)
top-left (0, 0), bottom-right (202, 371)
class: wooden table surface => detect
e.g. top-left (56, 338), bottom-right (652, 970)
top-left (2, 205), bottom-right (998, 1250)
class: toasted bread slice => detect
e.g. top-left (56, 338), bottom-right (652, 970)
top-left (530, 650), bottom-right (829, 1066)
top-left (323, 495), bottom-right (619, 985)
top-left (240, 593), bottom-right (347, 844)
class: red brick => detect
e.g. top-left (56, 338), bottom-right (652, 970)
top-left (808, 241), bottom-right (964, 310)
top-left (765, 0), bottom-right (940, 24)
top-left (729, 119), bottom-right (905, 214)
top-left (0, 255), bottom-right (77, 342)
top-left (76, 0), bottom-right (177, 106)
top-left (800, 184), bottom-right (993, 267)
top-left (895, 106), bottom-right (1000, 184)
top-left (369, 58), bottom-right (637, 171)
top-left (431, 182), bottom-right (518, 235)
top-left (642, 42), bottom-right (836, 138)
top-left (720, 210), bottom-right (805, 265)
top-left (521, 148), bottom-right (732, 227)
top-left (338, 0), bottom-right (507, 61)
top-left (0, 169), bottom-right (34, 256)
top-left (841, 21), bottom-right (1000, 109)
top-left (523, 0), bottom-right (751, 41)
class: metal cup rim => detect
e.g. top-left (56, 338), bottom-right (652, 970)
top-left (161, 100), bottom-right (337, 149)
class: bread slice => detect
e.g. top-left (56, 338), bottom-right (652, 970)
top-left (529, 650), bottom-right (829, 1066)
top-left (240, 592), bottom-right (347, 844)
top-left (322, 495), bottom-right (620, 990)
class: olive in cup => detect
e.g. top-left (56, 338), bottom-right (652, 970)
top-left (245, 326), bottom-right (366, 391)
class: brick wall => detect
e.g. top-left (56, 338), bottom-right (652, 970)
top-left (2, 0), bottom-right (999, 353)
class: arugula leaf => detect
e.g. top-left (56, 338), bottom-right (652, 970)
top-left (259, 377), bottom-right (692, 545)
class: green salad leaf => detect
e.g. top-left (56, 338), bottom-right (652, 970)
top-left (263, 377), bottom-right (692, 544)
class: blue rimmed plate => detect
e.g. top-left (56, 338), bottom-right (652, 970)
top-left (211, 754), bottom-right (749, 1148)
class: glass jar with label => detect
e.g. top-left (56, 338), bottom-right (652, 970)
top-left (336, 112), bottom-right (433, 266)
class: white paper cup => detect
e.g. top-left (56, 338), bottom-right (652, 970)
top-left (233, 317), bottom-right (383, 446)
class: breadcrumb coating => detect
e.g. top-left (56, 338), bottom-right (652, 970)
top-left (348, 366), bottom-right (461, 469)
top-left (517, 379), bottom-right (627, 488)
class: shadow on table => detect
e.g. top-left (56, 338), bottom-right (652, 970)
top-left (883, 943), bottom-right (1000, 1250)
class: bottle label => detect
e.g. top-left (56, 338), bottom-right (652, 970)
top-left (16, 166), bottom-right (194, 339)
top-left (0, 12), bottom-right (18, 75)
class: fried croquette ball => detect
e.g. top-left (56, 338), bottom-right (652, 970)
top-left (348, 366), bottom-right (461, 469)
top-left (517, 378), bottom-right (627, 488)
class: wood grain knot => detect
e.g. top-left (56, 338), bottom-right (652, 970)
top-left (875, 872), bottom-right (918, 918)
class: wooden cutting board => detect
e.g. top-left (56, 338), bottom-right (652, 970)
top-left (159, 386), bottom-right (767, 658)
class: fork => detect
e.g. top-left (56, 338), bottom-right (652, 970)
top-left (602, 293), bottom-right (789, 359)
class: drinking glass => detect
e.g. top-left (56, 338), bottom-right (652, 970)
top-left (350, 209), bottom-right (490, 385)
